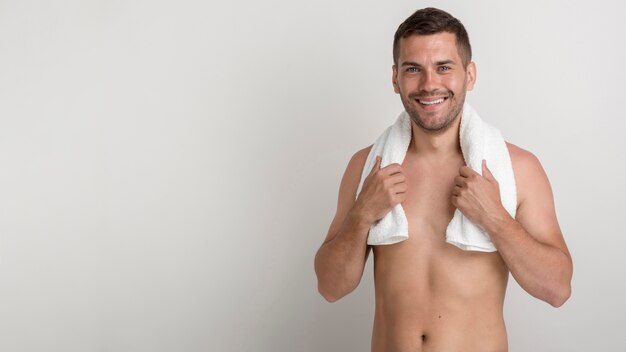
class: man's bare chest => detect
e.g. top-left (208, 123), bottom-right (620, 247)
top-left (400, 156), bottom-right (465, 234)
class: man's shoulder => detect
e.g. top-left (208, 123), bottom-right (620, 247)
top-left (339, 145), bottom-right (373, 194)
top-left (505, 142), bottom-right (543, 173)
top-left (505, 142), bottom-right (550, 207)
top-left (344, 145), bottom-right (374, 176)
top-left (350, 145), bottom-right (373, 166)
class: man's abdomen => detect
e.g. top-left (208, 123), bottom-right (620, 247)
top-left (370, 240), bottom-right (509, 352)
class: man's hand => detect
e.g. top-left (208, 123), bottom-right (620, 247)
top-left (354, 155), bottom-right (407, 224)
top-left (451, 159), bottom-right (508, 228)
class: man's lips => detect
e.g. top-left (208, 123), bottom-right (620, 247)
top-left (414, 96), bottom-right (449, 107)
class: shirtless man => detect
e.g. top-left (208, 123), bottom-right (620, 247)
top-left (314, 8), bottom-right (573, 352)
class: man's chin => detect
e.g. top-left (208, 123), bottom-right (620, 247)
top-left (409, 112), bottom-right (458, 134)
top-left (417, 123), bottom-right (451, 134)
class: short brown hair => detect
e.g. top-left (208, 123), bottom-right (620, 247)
top-left (393, 7), bottom-right (472, 67)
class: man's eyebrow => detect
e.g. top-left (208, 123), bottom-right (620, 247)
top-left (435, 60), bottom-right (456, 66)
top-left (400, 60), bottom-right (457, 67)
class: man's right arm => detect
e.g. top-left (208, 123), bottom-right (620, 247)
top-left (314, 146), bottom-right (406, 302)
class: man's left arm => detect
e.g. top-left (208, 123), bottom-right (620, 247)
top-left (452, 145), bottom-right (573, 307)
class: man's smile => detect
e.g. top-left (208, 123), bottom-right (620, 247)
top-left (415, 96), bottom-right (449, 110)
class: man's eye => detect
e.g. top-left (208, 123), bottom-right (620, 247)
top-left (438, 66), bottom-right (451, 72)
top-left (406, 67), bottom-right (419, 73)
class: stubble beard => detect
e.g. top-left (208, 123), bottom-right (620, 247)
top-left (401, 89), bottom-right (466, 135)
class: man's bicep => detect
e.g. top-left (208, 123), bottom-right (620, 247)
top-left (514, 150), bottom-right (568, 252)
top-left (322, 146), bottom-right (372, 245)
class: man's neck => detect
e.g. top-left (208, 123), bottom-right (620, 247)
top-left (406, 118), bottom-right (462, 162)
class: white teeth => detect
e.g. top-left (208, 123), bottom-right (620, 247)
top-left (418, 98), bottom-right (445, 105)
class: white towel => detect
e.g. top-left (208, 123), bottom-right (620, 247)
top-left (355, 102), bottom-right (517, 252)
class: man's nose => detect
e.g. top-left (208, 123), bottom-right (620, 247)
top-left (420, 70), bottom-right (439, 92)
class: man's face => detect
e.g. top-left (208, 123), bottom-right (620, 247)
top-left (392, 32), bottom-right (476, 134)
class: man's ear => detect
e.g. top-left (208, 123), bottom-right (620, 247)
top-left (392, 64), bottom-right (400, 94)
top-left (466, 61), bottom-right (477, 91)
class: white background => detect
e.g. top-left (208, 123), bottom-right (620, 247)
top-left (0, 0), bottom-right (624, 351)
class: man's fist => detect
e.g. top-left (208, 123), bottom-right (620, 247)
top-left (451, 159), bottom-right (506, 227)
top-left (354, 155), bottom-right (407, 224)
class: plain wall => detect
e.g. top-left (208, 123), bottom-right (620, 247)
top-left (0, 0), bottom-right (624, 351)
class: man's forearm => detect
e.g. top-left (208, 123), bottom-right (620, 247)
top-left (314, 208), bottom-right (372, 302)
top-left (484, 213), bottom-right (572, 307)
